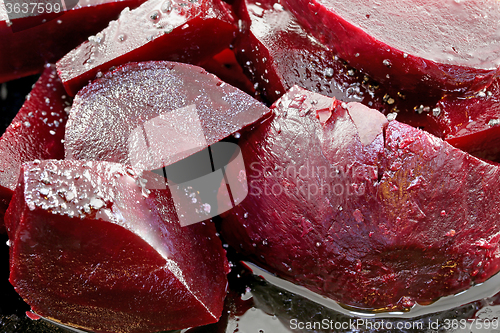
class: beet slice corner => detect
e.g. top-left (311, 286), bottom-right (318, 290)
top-left (0, 64), bottom-right (69, 233)
top-left (64, 61), bottom-right (271, 171)
top-left (282, 0), bottom-right (500, 96)
top-left (5, 159), bottom-right (229, 333)
top-left (56, 0), bottom-right (237, 96)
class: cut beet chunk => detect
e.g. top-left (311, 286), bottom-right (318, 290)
top-left (0, 65), bottom-right (68, 233)
top-left (64, 61), bottom-right (270, 170)
top-left (56, 0), bottom-right (237, 96)
top-left (282, 0), bottom-right (500, 96)
top-left (0, 0), bottom-right (145, 83)
top-left (5, 159), bottom-right (229, 333)
top-left (233, 0), bottom-right (442, 123)
top-left (425, 81), bottom-right (500, 162)
top-left (221, 86), bottom-right (500, 310)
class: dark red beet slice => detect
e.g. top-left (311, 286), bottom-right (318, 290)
top-left (233, 0), bottom-right (441, 130)
top-left (56, 0), bottom-right (237, 96)
top-left (0, 65), bottom-right (68, 233)
top-left (221, 85), bottom-right (500, 311)
top-left (200, 49), bottom-right (256, 98)
top-left (282, 0), bottom-right (500, 96)
top-left (64, 61), bottom-right (270, 170)
top-left (424, 81), bottom-right (500, 162)
top-left (0, 0), bottom-right (146, 83)
top-left (5, 159), bottom-right (229, 333)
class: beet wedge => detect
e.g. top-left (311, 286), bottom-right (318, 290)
top-left (424, 81), bottom-right (500, 162)
top-left (5, 159), bottom-right (229, 333)
top-left (0, 0), bottom-right (146, 83)
top-left (64, 61), bottom-right (270, 170)
top-left (221, 85), bottom-right (500, 311)
top-left (56, 0), bottom-right (237, 96)
top-left (0, 65), bottom-right (69, 233)
top-left (282, 0), bottom-right (500, 96)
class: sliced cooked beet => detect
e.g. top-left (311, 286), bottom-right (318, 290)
top-left (56, 0), bottom-right (237, 96)
top-left (233, 0), bottom-right (441, 127)
top-left (0, 65), bottom-right (68, 233)
top-left (0, 0), bottom-right (146, 83)
top-left (424, 81), bottom-right (500, 162)
top-left (221, 85), bottom-right (500, 310)
top-left (5, 159), bottom-right (229, 333)
top-left (282, 0), bottom-right (500, 96)
top-left (64, 61), bottom-right (270, 170)
top-left (200, 49), bottom-right (256, 98)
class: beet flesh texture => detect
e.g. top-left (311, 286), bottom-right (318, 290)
top-left (281, 0), bottom-right (500, 96)
top-left (0, 65), bottom-right (68, 233)
top-left (233, 0), bottom-right (440, 128)
top-left (220, 85), bottom-right (500, 311)
top-left (5, 159), bottom-right (229, 333)
top-left (200, 49), bottom-right (257, 98)
top-left (64, 61), bottom-right (270, 170)
top-left (424, 80), bottom-right (500, 162)
top-left (0, 0), bottom-right (146, 83)
top-left (56, 0), bottom-right (237, 96)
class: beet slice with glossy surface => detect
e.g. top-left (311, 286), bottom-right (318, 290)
top-left (233, 0), bottom-right (441, 129)
top-left (424, 81), bottom-right (500, 162)
top-left (64, 61), bottom-right (270, 170)
top-left (5, 159), bottom-right (229, 333)
top-left (56, 0), bottom-right (237, 96)
top-left (221, 85), bottom-right (500, 311)
top-left (282, 0), bottom-right (500, 96)
top-left (0, 0), bottom-right (146, 83)
top-left (0, 65), bottom-right (69, 233)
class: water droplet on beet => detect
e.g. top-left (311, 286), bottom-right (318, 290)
top-left (90, 197), bottom-right (105, 210)
top-left (39, 187), bottom-right (50, 196)
top-left (149, 10), bottom-right (161, 22)
top-left (161, 0), bottom-right (172, 13)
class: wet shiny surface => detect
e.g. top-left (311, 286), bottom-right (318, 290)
top-left (282, 0), bottom-right (500, 95)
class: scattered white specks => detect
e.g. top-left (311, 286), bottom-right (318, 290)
top-left (387, 112), bottom-right (398, 121)
top-left (65, 191), bottom-right (76, 201)
top-left (273, 3), bottom-right (284, 10)
top-left (39, 187), bottom-right (50, 196)
top-left (432, 107), bottom-right (441, 117)
top-left (90, 197), bottom-right (105, 210)
top-left (202, 203), bottom-right (211, 214)
top-left (49, 130), bottom-right (56, 135)
top-left (488, 119), bottom-right (500, 127)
